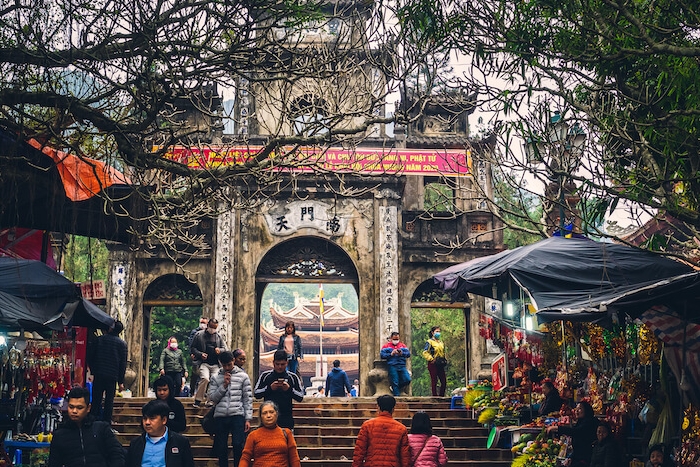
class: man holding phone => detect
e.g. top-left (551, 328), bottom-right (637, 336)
top-left (253, 349), bottom-right (304, 429)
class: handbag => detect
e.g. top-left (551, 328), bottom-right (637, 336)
top-left (281, 426), bottom-right (298, 467)
top-left (201, 407), bottom-right (216, 435)
top-left (435, 356), bottom-right (448, 368)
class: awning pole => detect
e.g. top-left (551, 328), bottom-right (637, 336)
top-left (561, 321), bottom-right (567, 374)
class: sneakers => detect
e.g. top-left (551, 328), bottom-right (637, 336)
top-left (205, 401), bottom-right (214, 407)
top-left (110, 428), bottom-right (120, 434)
top-left (192, 401), bottom-right (201, 408)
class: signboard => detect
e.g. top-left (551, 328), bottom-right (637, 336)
top-left (491, 353), bottom-right (508, 391)
top-left (484, 297), bottom-right (502, 318)
top-left (161, 146), bottom-right (471, 176)
top-left (80, 280), bottom-right (106, 300)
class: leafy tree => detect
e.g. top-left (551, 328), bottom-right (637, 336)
top-left (0, 0), bottom-right (444, 255)
top-left (410, 307), bottom-right (465, 396)
top-left (62, 235), bottom-right (109, 283)
top-left (397, 0), bottom-right (700, 261)
top-left (492, 169), bottom-right (544, 249)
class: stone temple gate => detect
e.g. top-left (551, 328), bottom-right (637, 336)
top-left (107, 148), bottom-right (505, 395)
top-left (102, 3), bottom-right (505, 395)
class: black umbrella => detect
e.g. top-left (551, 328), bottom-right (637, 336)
top-left (0, 257), bottom-right (114, 330)
top-left (0, 290), bottom-right (63, 331)
top-left (433, 237), bottom-right (700, 323)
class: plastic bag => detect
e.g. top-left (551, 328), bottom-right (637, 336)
top-left (639, 400), bottom-right (660, 424)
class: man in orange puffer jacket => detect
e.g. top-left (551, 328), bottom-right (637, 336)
top-left (352, 395), bottom-right (410, 467)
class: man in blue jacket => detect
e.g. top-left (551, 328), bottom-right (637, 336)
top-left (380, 332), bottom-right (411, 396)
top-left (126, 400), bottom-right (194, 467)
top-left (325, 359), bottom-right (351, 397)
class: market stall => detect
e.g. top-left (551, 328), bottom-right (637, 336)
top-left (0, 257), bottom-right (113, 465)
top-left (434, 237), bottom-right (700, 467)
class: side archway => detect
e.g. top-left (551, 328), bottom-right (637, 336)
top-left (255, 237), bottom-right (359, 390)
top-left (410, 279), bottom-right (470, 396)
top-left (141, 274), bottom-right (203, 395)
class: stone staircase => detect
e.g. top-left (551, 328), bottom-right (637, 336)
top-left (112, 397), bottom-right (512, 467)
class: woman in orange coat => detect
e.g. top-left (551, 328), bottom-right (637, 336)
top-left (239, 401), bottom-right (301, 467)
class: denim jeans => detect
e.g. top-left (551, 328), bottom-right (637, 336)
top-left (213, 415), bottom-right (246, 467)
top-left (387, 365), bottom-right (411, 396)
top-left (286, 357), bottom-right (299, 374)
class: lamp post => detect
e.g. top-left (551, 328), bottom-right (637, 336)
top-left (523, 111), bottom-right (585, 375)
top-left (523, 111), bottom-right (586, 235)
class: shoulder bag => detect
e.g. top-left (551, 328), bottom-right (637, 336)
top-left (200, 407), bottom-right (216, 435)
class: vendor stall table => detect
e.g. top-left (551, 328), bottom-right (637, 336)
top-left (3, 440), bottom-right (50, 467)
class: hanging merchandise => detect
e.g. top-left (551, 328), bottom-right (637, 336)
top-left (478, 314), bottom-right (495, 341)
top-left (636, 324), bottom-right (661, 365)
top-left (22, 340), bottom-right (71, 405)
top-left (677, 404), bottom-right (700, 467)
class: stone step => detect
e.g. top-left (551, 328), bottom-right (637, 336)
top-left (115, 423), bottom-right (490, 439)
top-left (138, 444), bottom-right (511, 460)
top-left (296, 462), bottom-right (511, 467)
top-left (119, 433), bottom-right (503, 452)
top-left (116, 397), bottom-right (456, 409)
top-left (114, 414), bottom-right (473, 429)
top-left (111, 397), bottom-right (511, 467)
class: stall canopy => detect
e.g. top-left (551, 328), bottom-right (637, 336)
top-left (0, 257), bottom-right (114, 331)
top-left (641, 306), bottom-right (700, 405)
top-left (433, 236), bottom-right (700, 323)
top-left (0, 128), bottom-right (146, 244)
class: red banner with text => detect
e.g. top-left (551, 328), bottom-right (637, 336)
top-left (162, 146), bottom-right (472, 176)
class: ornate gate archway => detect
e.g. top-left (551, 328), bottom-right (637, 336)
top-left (141, 274), bottom-right (203, 395)
top-left (255, 237), bottom-right (359, 388)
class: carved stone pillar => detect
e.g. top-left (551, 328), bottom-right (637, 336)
top-left (214, 209), bottom-right (234, 345)
top-left (107, 247), bottom-right (131, 324)
top-left (378, 205), bottom-right (399, 340)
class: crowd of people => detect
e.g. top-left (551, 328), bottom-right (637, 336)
top-left (51, 316), bottom-right (674, 467)
top-left (60, 317), bottom-right (450, 467)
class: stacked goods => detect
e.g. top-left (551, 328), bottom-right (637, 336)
top-left (471, 391), bottom-right (501, 410)
top-left (510, 430), bottom-right (567, 467)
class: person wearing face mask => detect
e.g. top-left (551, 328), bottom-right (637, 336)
top-left (159, 336), bottom-right (187, 396)
top-left (422, 326), bottom-right (447, 396)
top-left (380, 332), bottom-right (412, 396)
top-left (190, 318), bottom-right (227, 408)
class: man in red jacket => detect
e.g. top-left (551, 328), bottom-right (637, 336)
top-left (352, 395), bottom-right (410, 467)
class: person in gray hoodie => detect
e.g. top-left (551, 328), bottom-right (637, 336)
top-left (208, 350), bottom-right (253, 467)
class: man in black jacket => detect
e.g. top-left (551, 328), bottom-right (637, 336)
top-left (89, 320), bottom-right (128, 425)
top-left (253, 349), bottom-right (304, 429)
top-left (126, 400), bottom-right (194, 467)
top-left (48, 387), bottom-right (125, 467)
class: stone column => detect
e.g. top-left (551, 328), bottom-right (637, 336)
top-left (214, 209), bottom-right (234, 345)
top-left (378, 205), bottom-right (399, 341)
top-left (107, 247), bottom-right (131, 324)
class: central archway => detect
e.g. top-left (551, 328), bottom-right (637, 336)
top-left (255, 237), bottom-right (359, 391)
